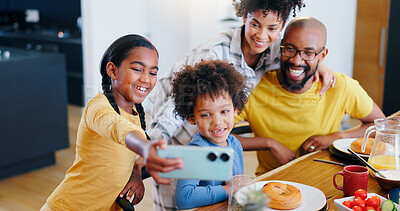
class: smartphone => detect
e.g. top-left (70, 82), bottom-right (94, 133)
top-left (157, 145), bottom-right (234, 181)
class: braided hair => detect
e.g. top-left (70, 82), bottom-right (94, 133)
top-left (235, 0), bottom-right (305, 22)
top-left (100, 34), bottom-right (158, 139)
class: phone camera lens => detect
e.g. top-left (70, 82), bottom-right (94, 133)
top-left (220, 153), bottom-right (230, 162)
top-left (207, 152), bottom-right (217, 161)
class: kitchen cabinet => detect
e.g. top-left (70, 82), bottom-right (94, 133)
top-left (382, 0), bottom-right (400, 115)
top-left (353, 0), bottom-right (399, 115)
top-left (353, 0), bottom-right (390, 109)
top-left (0, 46), bottom-right (69, 180)
top-left (0, 29), bottom-right (83, 105)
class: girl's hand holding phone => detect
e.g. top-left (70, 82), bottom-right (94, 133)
top-left (144, 139), bottom-right (184, 184)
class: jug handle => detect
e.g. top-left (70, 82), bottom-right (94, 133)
top-left (361, 126), bottom-right (376, 152)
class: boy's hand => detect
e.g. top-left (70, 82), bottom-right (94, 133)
top-left (223, 184), bottom-right (230, 197)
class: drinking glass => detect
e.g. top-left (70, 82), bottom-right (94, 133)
top-left (228, 175), bottom-right (255, 211)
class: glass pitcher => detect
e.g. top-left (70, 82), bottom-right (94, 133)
top-left (362, 117), bottom-right (400, 172)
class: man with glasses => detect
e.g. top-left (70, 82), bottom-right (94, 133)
top-left (234, 17), bottom-right (385, 175)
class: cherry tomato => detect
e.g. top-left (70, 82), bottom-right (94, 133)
top-left (342, 200), bottom-right (353, 208)
top-left (365, 206), bottom-right (376, 211)
top-left (354, 189), bottom-right (368, 200)
top-left (376, 206), bottom-right (381, 211)
top-left (352, 205), bottom-right (363, 211)
top-left (352, 196), bottom-right (366, 209)
top-left (365, 195), bottom-right (380, 208)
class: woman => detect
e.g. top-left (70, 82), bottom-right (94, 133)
top-left (148, 0), bottom-right (335, 210)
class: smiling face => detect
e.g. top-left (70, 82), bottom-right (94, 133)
top-left (242, 9), bottom-right (283, 55)
top-left (280, 25), bottom-right (327, 93)
top-left (189, 91), bottom-right (237, 147)
top-left (107, 47), bottom-right (158, 107)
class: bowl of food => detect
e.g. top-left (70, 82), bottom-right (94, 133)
top-left (388, 188), bottom-right (400, 204)
top-left (373, 169), bottom-right (400, 191)
top-left (334, 193), bottom-right (399, 211)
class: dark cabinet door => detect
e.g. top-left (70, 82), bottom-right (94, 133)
top-left (352, 0), bottom-right (390, 109)
top-left (0, 34), bottom-right (83, 106)
top-left (383, 0), bottom-right (400, 115)
top-left (353, 0), bottom-right (399, 116)
top-left (0, 48), bottom-right (69, 179)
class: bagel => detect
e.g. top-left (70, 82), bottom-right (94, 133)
top-left (262, 182), bottom-right (302, 210)
top-left (350, 138), bottom-right (384, 155)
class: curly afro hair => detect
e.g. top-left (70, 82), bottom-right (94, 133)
top-left (171, 60), bottom-right (248, 120)
top-left (235, 0), bottom-right (305, 22)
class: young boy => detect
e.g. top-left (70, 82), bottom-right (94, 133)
top-left (170, 60), bottom-right (248, 209)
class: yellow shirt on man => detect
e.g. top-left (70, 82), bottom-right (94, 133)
top-left (235, 70), bottom-right (372, 175)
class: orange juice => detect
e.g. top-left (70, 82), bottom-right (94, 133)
top-left (368, 155), bottom-right (399, 175)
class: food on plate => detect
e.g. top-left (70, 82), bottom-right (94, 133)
top-left (350, 138), bottom-right (385, 155)
top-left (365, 206), bottom-right (377, 211)
top-left (340, 189), bottom-right (385, 211)
top-left (381, 199), bottom-right (395, 211)
top-left (365, 195), bottom-right (381, 209)
top-left (388, 188), bottom-right (400, 204)
top-left (262, 182), bottom-right (302, 210)
top-left (354, 189), bottom-right (368, 200)
top-left (351, 205), bottom-right (363, 211)
top-left (342, 199), bottom-right (353, 208)
top-left (352, 196), bottom-right (366, 209)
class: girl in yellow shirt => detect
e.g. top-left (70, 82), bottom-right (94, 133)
top-left (41, 34), bottom-right (183, 211)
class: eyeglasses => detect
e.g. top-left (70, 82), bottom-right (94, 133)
top-left (280, 46), bottom-right (325, 61)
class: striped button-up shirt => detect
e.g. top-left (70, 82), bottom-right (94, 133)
top-left (148, 25), bottom-right (281, 145)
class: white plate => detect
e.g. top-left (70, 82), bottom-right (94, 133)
top-left (236, 180), bottom-right (326, 210)
top-left (334, 193), bottom-right (400, 211)
top-left (332, 138), bottom-right (369, 158)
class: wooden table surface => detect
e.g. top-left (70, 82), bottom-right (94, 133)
top-left (193, 111), bottom-right (399, 210)
top-left (194, 149), bottom-right (388, 211)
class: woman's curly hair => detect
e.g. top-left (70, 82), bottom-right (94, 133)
top-left (171, 60), bottom-right (248, 120)
top-left (235, 0), bottom-right (305, 22)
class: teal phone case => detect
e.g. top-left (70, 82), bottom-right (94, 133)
top-left (158, 145), bottom-right (234, 181)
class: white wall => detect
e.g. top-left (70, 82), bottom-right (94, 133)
top-left (293, 0), bottom-right (358, 77)
top-left (82, 0), bottom-right (357, 106)
top-left (144, 0), bottom-right (240, 110)
top-left (81, 0), bottom-right (147, 104)
top-left (145, 0), bottom-right (191, 80)
top-left (188, 0), bottom-right (241, 50)
top-left (147, 0), bottom-right (240, 79)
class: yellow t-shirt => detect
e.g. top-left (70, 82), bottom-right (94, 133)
top-left (47, 93), bottom-right (146, 210)
top-left (235, 70), bottom-right (373, 175)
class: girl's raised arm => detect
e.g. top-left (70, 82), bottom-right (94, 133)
top-left (125, 131), bottom-right (183, 184)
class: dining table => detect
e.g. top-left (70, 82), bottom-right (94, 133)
top-left (192, 111), bottom-right (400, 210)
top-left (193, 149), bottom-right (389, 211)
